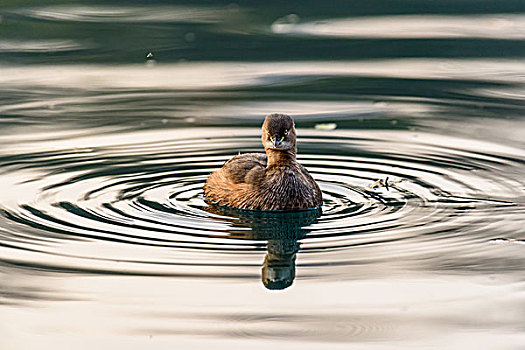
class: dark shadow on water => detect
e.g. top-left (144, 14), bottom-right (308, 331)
top-left (205, 205), bottom-right (321, 290)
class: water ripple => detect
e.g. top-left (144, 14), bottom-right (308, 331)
top-left (271, 14), bottom-right (525, 39)
top-left (1, 129), bottom-right (523, 285)
top-left (11, 5), bottom-right (235, 24)
top-left (0, 40), bottom-right (90, 53)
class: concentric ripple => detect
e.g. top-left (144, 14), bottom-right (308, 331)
top-left (1, 128), bottom-right (524, 281)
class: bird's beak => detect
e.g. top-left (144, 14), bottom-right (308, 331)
top-left (268, 136), bottom-right (285, 149)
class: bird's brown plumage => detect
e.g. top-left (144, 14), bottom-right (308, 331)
top-left (203, 113), bottom-right (322, 211)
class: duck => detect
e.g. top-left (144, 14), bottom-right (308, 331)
top-left (203, 113), bottom-right (322, 211)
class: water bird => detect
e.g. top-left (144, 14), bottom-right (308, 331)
top-left (204, 113), bottom-right (322, 211)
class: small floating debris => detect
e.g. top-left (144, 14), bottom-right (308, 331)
top-left (369, 177), bottom-right (405, 190)
top-left (490, 238), bottom-right (525, 245)
top-left (145, 52), bottom-right (156, 66)
top-left (271, 14), bottom-right (300, 33)
top-left (315, 123), bottom-right (337, 131)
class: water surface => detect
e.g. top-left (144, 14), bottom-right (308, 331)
top-left (1, 1), bottom-right (525, 349)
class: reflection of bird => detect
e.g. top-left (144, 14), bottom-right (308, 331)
top-left (204, 113), bottom-right (322, 211)
top-left (204, 205), bottom-right (321, 290)
top-left (262, 238), bottom-right (299, 290)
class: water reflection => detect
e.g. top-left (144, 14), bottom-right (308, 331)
top-left (206, 206), bottom-right (321, 290)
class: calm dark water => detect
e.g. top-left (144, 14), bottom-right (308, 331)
top-left (1, 1), bottom-right (525, 349)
